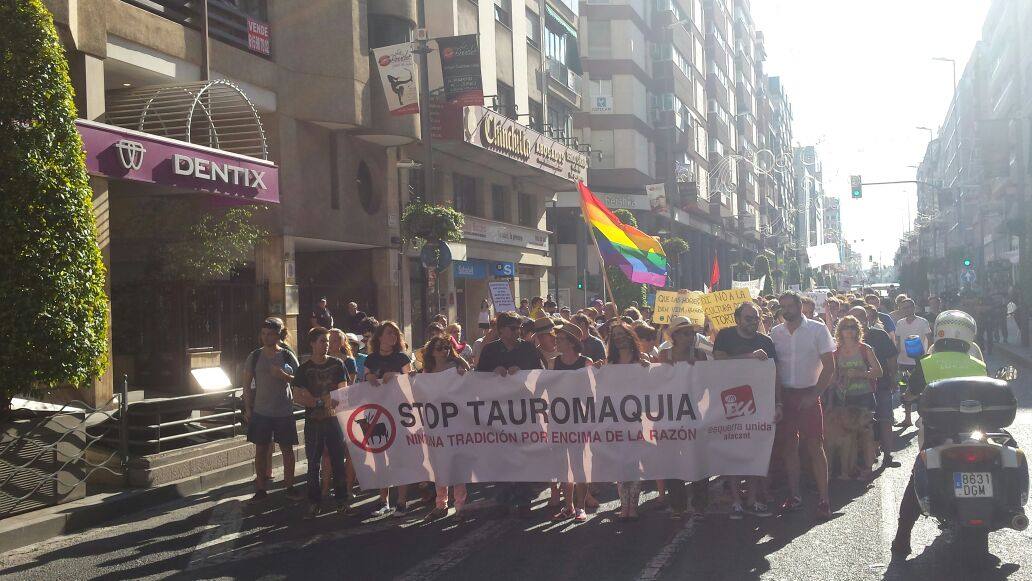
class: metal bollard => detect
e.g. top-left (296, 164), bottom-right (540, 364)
top-left (120, 374), bottom-right (130, 485)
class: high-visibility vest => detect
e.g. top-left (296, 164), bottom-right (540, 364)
top-left (919, 350), bottom-right (987, 384)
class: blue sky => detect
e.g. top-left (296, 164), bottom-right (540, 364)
top-left (750, 0), bottom-right (990, 268)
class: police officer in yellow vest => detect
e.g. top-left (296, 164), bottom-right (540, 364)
top-left (891, 310), bottom-right (987, 557)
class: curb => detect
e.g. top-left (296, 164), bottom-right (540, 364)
top-left (995, 342), bottom-right (1032, 369)
top-left (0, 457), bottom-right (308, 555)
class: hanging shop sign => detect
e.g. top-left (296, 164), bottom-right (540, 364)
top-left (462, 216), bottom-right (549, 251)
top-left (463, 106), bottom-right (588, 183)
top-left (76, 119), bottom-right (279, 203)
top-left (437, 34), bottom-right (484, 106)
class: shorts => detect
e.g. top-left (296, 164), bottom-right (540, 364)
top-left (779, 388), bottom-right (824, 441)
top-left (838, 392), bottom-right (875, 411)
top-left (874, 389), bottom-right (894, 421)
top-left (247, 413), bottom-right (299, 446)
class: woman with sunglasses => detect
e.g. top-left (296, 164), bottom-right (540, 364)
top-left (421, 335), bottom-right (471, 521)
top-left (597, 321), bottom-right (649, 521)
top-left (657, 316), bottom-right (711, 521)
top-left (832, 315), bottom-right (883, 479)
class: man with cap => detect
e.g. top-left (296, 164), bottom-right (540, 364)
top-left (532, 317), bottom-right (560, 363)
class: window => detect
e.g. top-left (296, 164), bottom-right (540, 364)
top-left (546, 27), bottom-right (567, 65)
top-left (528, 99), bottom-right (544, 131)
top-left (492, 185), bottom-right (510, 222)
top-left (592, 78), bottom-right (612, 98)
top-left (587, 20), bottom-right (611, 58)
top-left (518, 193), bottom-right (537, 227)
top-left (526, 9), bottom-right (540, 47)
top-left (368, 15), bottom-right (412, 49)
top-left (454, 173), bottom-right (479, 215)
top-left (496, 82), bottom-right (516, 118)
top-left (356, 161), bottom-right (379, 214)
top-left (494, 0), bottom-right (511, 27)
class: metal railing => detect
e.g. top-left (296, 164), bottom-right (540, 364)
top-left (546, 58), bottom-right (581, 96)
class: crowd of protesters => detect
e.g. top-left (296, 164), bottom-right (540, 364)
top-left (242, 287), bottom-right (933, 523)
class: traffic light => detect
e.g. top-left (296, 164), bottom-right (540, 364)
top-left (962, 258), bottom-right (972, 267)
top-left (850, 175), bottom-right (862, 199)
top-left (577, 278), bottom-right (584, 290)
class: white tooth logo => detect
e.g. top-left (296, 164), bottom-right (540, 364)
top-left (115, 139), bottom-right (146, 170)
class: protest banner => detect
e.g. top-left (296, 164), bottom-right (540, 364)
top-left (488, 281), bottom-right (516, 312)
top-left (731, 276), bottom-right (765, 299)
top-left (805, 242), bottom-right (841, 267)
top-left (335, 360), bottom-right (775, 487)
top-left (805, 291), bottom-right (827, 310)
top-left (699, 288), bottom-right (752, 331)
top-left (653, 290), bottom-right (705, 325)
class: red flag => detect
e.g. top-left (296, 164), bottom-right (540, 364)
top-left (709, 253), bottom-right (720, 290)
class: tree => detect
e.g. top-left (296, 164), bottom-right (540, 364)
top-left (602, 209), bottom-right (648, 308)
top-left (0, 0), bottom-right (109, 408)
top-left (660, 236), bottom-right (689, 288)
top-left (753, 255), bottom-right (773, 295)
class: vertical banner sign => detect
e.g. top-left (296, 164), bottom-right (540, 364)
top-left (645, 183), bottom-right (668, 214)
top-left (247, 19), bottom-right (271, 55)
top-left (700, 288), bottom-right (752, 331)
top-left (488, 281), bottom-right (517, 313)
top-left (653, 290), bottom-right (705, 325)
top-left (373, 42), bottom-right (419, 115)
top-left (437, 34), bottom-right (484, 106)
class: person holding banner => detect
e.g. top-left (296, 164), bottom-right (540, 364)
top-left (547, 324), bottom-right (592, 522)
top-left (657, 317), bottom-right (711, 521)
top-left (422, 336), bottom-right (472, 521)
top-left (474, 311), bottom-right (543, 517)
top-left (713, 302), bottom-right (778, 519)
top-left (598, 322), bottom-right (650, 521)
top-left (364, 321), bottom-right (413, 518)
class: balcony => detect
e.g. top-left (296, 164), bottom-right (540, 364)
top-left (546, 58), bottom-right (582, 108)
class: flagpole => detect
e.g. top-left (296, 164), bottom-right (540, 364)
top-left (587, 224), bottom-right (616, 307)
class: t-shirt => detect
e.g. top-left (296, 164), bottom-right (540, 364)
top-left (771, 316), bottom-right (835, 389)
top-left (354, 352), bottom-right (368, 380)
top-left (363, 351), bottom-right (411, 379)
top-left (312, 306), bottom-right (333, 329)
top-left (877, 312), bottom-right (896, 334)
top-left (292, 357), bottom-right (348, 420)
top-left (864, 327), bottom-right (898, 392)
top-left (713, 327), bottom-right (777, 359)
top-left (475, 339), bottom-right (544, 372)
top-left (583, 334), bottom-right (607, 362)
top-left (895, 316), bottom-right (932, 366)
top-left (343, 356), bottom-right (358, 381)
top-left (244, 348), bottom-right (300, 418)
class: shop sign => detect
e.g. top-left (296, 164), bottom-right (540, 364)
top-left (76, 119), bottom-right (279, 203)
top-left (462, 216), bottom-right (549, 251)
top-left (453, 260), bottom-right (487, 279)
top-left (463, 106), bottom-right (588, 183)
top-left (553, 191), bottom-right (649, 210)
top-left (247, 18), bottom-right (271, 56)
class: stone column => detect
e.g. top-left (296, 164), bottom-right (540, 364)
top-left (255, 235), bottom-right (298, 352)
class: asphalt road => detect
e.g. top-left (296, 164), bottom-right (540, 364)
top-left (2, 353), bottom-right (1030, 581)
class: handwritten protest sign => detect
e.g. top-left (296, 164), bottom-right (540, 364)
top-left (699, 288), bottom-right (752, 331)
top-left (654, 290), bottom-right (705, 325)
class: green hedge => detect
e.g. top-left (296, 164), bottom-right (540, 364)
top-left (0, 0), bottom-right (109, 401)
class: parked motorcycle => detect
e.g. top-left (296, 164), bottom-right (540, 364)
top-left (912, 367), bottom-right (1029, 558)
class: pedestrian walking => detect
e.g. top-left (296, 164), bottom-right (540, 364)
top-left (422, 335), bottom-right (471, 521)
top-left (310, 297), bottom-right (333, 330)
top-left (365, 321), bottom-right (413, 517)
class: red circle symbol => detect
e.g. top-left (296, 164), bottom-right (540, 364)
top-left (347, 404), bottom-right (396, 453)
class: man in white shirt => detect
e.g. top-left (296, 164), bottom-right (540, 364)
top-left (771, 291), bottom-right (837, 521)
top-left (893, 298), bottom-right (932, 427)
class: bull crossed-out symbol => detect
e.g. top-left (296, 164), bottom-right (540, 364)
top-left (347, 404), bottom-right (396, 453)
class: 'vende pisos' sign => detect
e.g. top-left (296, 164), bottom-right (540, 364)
top-left (463, 106), bottom-right (588, 183)
top-left (76, 120), bottom-right (279, 203)
top-left (334, 360), bottom-right (775, 487)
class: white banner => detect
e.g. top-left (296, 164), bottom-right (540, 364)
top-left (488, 281), bottom-right (516, 313)
top-left (334, 360), bottom-right (775, 487)
top-left (645, 183), bottom-right (668, 213)
top-left (731, 275), bottom-right (765, 299)
top-left (806, 242), bottom-right (841, 267)
top-left (373, 42), bottom-right (419, 115)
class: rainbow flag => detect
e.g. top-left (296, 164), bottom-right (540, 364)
top-left (578, 181), bottom-right (667, 287)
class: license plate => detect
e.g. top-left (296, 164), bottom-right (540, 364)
top-left (953, 472), bottom-right (993, 498)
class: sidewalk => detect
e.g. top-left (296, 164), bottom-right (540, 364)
top-left (988, 318), bottom-right (1032, 368)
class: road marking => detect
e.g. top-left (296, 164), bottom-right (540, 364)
top-left (392, 520), bottom-right (513, 581)
top-left (186, 492), bottom-right (250, 569)
top-left (634, 521), bottom-right (697, 581)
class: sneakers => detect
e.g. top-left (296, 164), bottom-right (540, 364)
top-left (882, 455), bottom-right (902, 468)
top-left (304, 503), bottom-right (322, 520)
top-left (371, 503), bottom-right (394, 517)
top-left (745, 502), bottom-right (773, 518)
top-left (573, 509), bottom-right (588, 522)
top-left (248, 490), bottom-right (268, 504)
top-left (391, 503), bottom-right (410, 518)
top-left (283, 487), bottom-right (304, 502)
top-left (815, 499), bottom-right (832, 521)
top-left (729, 503), bottom-right (745, 520)
top-left (337, 501), bottom-right (358, 516)
top-left (780, 496), bottom-right (804, 513)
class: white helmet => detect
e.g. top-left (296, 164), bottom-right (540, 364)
top-left (933, 310), bottom-right (977, 344)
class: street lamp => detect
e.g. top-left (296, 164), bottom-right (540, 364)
top-left (916, 126), bottom-right (934, 141)
top-left (932, 57), bottom-right (957, 90)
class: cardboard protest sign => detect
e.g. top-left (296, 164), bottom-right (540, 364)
top-left (654, 290), bottom-right (705, 325)
top-left (699, 288), bottom-right (752, 331)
